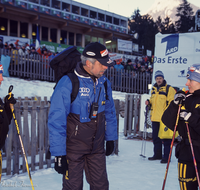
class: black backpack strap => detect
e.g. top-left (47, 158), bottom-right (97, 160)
top-left (67, 72), bottom-right (79, 103)
top-left (104, 80), bottom-right (108, 100)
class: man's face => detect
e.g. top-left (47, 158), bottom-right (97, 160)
top-left (155, 76), bottom-right (164, 86)
top-left (87, 60), bottom-right (108, 78)
top-left (0, 74), bottom-right (3, 86)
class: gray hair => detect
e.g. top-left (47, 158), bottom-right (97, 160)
top-left (81, 55), bottom-right (96, 66)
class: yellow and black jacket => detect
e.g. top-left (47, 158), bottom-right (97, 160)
top-left (162, 89), bottom-right (200, 164)
top-left (149, 80), bottom-right (176, 122)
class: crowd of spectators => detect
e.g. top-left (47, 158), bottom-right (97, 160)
top-left (0, 39), bottom-right (153, 82)
top-left (0, 39), bottom-right (59, 60)
top-left (113, 55), bottom-right (153, 75)
top-left (0, 39), bottom-right (154, 75)
top-left (0, 39), bottom-right (61, 79)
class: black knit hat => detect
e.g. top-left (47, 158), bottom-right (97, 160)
top-left (127, 59), bottom-right (132, 63)
top-left (82, 42), bottom-right (114, 67)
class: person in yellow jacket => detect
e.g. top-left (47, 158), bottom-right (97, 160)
top-left (145, 70), bottom-right (176, 163)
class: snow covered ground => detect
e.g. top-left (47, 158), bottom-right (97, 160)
top-left (0, 77), bottom-right (180, 190)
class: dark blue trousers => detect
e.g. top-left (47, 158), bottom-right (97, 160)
top-left (152, 122), bottom-right (172, 160)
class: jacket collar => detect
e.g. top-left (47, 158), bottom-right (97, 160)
top-left (153, 80), bottom-right (167, 89)
top-left (75, 62), bottom-right (98, 83)
top-left (193, 89), bottom-right (200, 96)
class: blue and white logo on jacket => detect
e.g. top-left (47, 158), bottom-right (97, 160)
top-left (79, 87), bottom-right (90, 96)
top-left (161, 34), bottom-right (179, 56)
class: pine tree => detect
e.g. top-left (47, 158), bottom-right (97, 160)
top-left (163, 16), bottom-right (176, 34)
top-left (129, 9), bottom-right (158, 55)
top-left (129, 9), bottom-right (142, 34)
top-left (156, 16), bottom-right (164, 33)
top-left (175, 0), bottom-right (195, 33)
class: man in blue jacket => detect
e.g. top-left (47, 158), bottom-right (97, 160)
top-left (48, 42), bottom-right (118, 190)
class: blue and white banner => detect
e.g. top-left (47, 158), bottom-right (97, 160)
top-left (152, 32), bottom-right (200, 90)
top-left (117, 39), bottom-right (133, 52)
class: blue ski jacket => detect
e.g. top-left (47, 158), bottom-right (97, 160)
top-left (48, 62), bottom-right (118, 156)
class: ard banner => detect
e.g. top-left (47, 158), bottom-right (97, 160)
top-left (152, 32), bottom-right (200, 90)
top-left (139, 32), bottom-right (200, 133)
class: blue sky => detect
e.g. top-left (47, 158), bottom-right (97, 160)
top-left (75, 0), bottom-right (200, 18)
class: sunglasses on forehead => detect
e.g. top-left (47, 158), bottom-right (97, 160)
top-left (188, 66), bottom-right (200, 74)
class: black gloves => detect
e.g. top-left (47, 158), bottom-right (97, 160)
top-left (4, 94), bottom-right (16, 105)
top-left (105, 141), bottom-right (115, 156)
top-left (174, 91), bottom-right (186, 105)
top-left (54, 155), bottom-right (68, 175)
top-left (180, 110), bottom-right (191, 121)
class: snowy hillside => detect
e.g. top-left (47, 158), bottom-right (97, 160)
top-left (147, 0), bottom-right (200, 23)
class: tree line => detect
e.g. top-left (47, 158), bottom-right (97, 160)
top-left (129, 0), bottom-right (196, 55)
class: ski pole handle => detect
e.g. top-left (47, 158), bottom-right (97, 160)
top-left (8, 85), bottom-right (14, 110)
top-left (8, 85), bottom-right (13, 94)
top-left (8, 85), bottom-right (13, 98)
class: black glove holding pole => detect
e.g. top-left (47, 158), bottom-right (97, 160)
top-left (4, 94), bottom-right (16, 105)
top-left (173, 90), bottom-right (186, 105)
top-left (180, 109), bottom-right (191, 121)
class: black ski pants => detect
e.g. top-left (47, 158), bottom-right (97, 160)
top-left (62, 152), bottom-right (109, 190)
top-left (178, 162), bottom-right (199, 190)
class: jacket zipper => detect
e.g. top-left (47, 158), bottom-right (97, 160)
top-left (75, 125), bottom-right (78, 136)
top-left (69, 125), bottom-right (78, 139)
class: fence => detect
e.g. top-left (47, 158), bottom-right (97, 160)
top-left (123, 94), bottom-right (152, 139)
top-left (124, 94), bottom-right (141, 137)
top-left (106, 68), bottom-right (152, 94)
top-left (2, 97), bottom-right (51, 176)
top-left (1, 97), bottom-right (120, 177)
top-left (0, 49), bottom-right (55, 81)
top-left (0, 49), bottom-right (152, 94)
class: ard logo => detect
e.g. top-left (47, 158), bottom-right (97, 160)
top-left (161, 34), bottom-right (179, 56)
top-left (180, 70), bottom-right (185, 76)
top-left (178, 70), bottom-right (187, 77)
